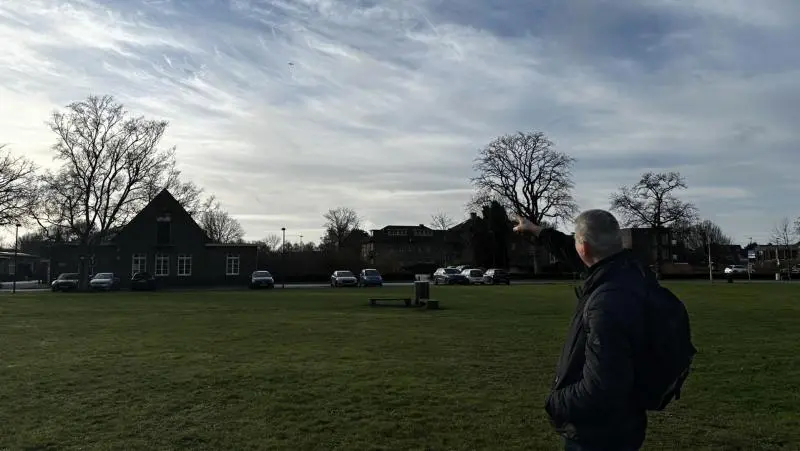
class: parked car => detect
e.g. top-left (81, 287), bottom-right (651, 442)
top-left (250, 270), bottom-right (275, 289)
top-left (483, 268), bottom-right (511, 285)
top-left (89, 272), bottom-right (120, 291)
top-left (432, 267), bottom-right (469, 285)
top-left (358, 268), bottom-right (383, 287)
top-left (51, 272), bottom-right (80, 292)
top-left (330, 270), bottom-right (358, 287)
top-left (131, 271), bottom-right (157, 291)
top-left (723, 265), bottom-right (748, 275)
top-left (461, 268), bottom-right (485, 284)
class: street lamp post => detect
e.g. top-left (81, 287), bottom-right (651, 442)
top-left (706, 225), bottom-right (712, 283)
top-left (281, 227), bottom-right (286, 289)
top-left (12, 223), bottom-right (20, 294)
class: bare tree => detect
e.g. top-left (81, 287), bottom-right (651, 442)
top-left (430, 211), bottom-right (455, 230)
top-left (610, 172), bottom-right (697, 228)
top-left (610, 172), bottom-right (697, 276)
top-left (200, 204), bottom-right (245, 243)
top-left (322, 207), bottom-right (360, 249)
top-left (471, 131), bottom-right (578, 225)
top-left (34, 95), bottom-right (174, 285)
top-left (263, 233), bottom-right (282, 252)
top-left (674, 219), bottom-right (732, 250)
top-left (0, 145), bottom-right (39, 226)
top-left (771, 217), bottom-right (796, 265)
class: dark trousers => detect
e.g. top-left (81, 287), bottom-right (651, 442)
top-left (564, 439), bottom-right (639, 451)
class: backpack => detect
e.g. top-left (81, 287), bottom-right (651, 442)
top-left (636, 279), bottom-right (697, 411)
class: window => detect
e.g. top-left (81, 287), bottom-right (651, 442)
top-left (415, 228), bottom-right (433, 236)
top-left (388, 229), bottom-right (407, 236)
top-left (131, 253), bottom-right (147, 276)
top-left (156, 213), bottom-right (172, 245)
top-left (226, 254), bottom-right (240, 275)
top-left (155, 254), bottom-right (169, 277)
top-left (177, 255), bottom-right (192, 277)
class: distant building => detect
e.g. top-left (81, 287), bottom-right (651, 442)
top-left (0, 250), bottom-right (47, 282)
top-left (620, 227), bottom-right (675, 266)
top-left (363, 224), bottom-right (446, 273)
top-left (47, 189), bottom-right (258, 288)
top-left (363, 214), bottom-right (557, 274)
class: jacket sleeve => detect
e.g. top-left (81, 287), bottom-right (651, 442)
top-left (536, 228), bottom-right (585, 273)
top-left (545, 288), bottom-right (636, 423)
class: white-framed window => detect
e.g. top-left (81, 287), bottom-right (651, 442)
top-left (131, 253), bottom-right (147, 276)
top-left (155, 254), bottom-right (169, 277)
top-left (388, 229), bottom-right (407, 236)
top-left (226, 254), bottom-right (240, 275)
top-left (177, 255), bottom-right (192, 277)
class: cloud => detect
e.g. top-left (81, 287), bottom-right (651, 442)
top-left (0, 0), bottom-right (798, 246)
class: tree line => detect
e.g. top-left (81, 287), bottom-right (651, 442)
top-left (2, 95), bottom-right (252, 255)
top-left (2, 96), bottom-right (798, 269)
top-left (467, 131), bottom-right (800, 273)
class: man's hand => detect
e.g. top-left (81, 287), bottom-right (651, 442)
top-left (513, 215), bottom-right (543, 236)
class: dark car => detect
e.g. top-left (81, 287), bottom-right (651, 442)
top-left (358, 268), bottom-right (383, 287)
top-left (250, 270), bottom-right (275, 289)
top-left (432, 267), bottom-right (469, 285)
top-left (131, 271), bottom-right (157, 290)
top-left (483, 268), bottom-right (511, 285)
top-left (51, 272), bottom-right (80, 292)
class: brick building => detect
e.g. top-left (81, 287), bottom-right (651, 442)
top-left (47, 189), bottom-right (257, 288)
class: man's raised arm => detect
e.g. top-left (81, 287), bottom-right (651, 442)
top-left (512, 216), bottom-right (585, 273)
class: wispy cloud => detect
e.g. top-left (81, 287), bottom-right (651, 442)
top-left (1, 0), bottom-right (798, 244)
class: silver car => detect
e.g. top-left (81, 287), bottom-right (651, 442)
top-left (330, 270), bottom-right (357, 287)
top-left (89, 272), bottom-right (120, 291)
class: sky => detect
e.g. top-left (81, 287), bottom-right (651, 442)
top-left (1, 0), bottom-right (799, 246)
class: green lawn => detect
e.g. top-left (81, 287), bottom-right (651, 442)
top-left (1, 283), bottom-right (799, 450)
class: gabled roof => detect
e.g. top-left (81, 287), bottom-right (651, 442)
top-left (112, 188), bottom-right (211, 243)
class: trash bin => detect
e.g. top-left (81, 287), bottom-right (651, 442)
top-left (727, 273), bottom-right (734, 283)
top-left (414, 280), bottom-right (430, 304)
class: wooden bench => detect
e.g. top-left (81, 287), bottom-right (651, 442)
top-left (369, 297), bottom-right (412, 307)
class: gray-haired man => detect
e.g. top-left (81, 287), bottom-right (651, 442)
top-left (514, 210), bottom-right (649, 451)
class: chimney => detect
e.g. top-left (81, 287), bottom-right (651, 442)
top-left (419, 224), bottom-right (424, 228)
top-left (470, 212), bottom-right (477, 220)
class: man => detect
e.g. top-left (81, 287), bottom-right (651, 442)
top-left (514, 209), bottom-right (649, 451)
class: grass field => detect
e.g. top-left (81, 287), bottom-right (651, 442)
top-left (2, 283), bottom-right (799, 450)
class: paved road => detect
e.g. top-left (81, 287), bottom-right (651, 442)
top-left (1, 279), bottom-right (570, 293)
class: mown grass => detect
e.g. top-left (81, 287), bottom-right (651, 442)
top-left (1, 282), bottom-right (799, 450)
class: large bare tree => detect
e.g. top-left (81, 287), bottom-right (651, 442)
top-left (34, 95), bottom-right (174, 284)
top-left (471, 131), bottom-right (578, 225)
top-left (674, 219), bottom-right (732, 251)
top-left (0, 144), bottom-right (39, 227)
top-left (200, 204), bottom-right (245, 243)
top-left (430, 211), bottom-right (455, 230)
top-left (322, 207), bottom-right (361, 249)
top-left (610, 172), bottom-right (697, 228)
top-left (610, 172), bottom-right (697, 275)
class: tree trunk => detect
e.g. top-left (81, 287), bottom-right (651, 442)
top-left (653, 227), bottom-right (663, 280)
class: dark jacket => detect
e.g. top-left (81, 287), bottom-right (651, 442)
top-left (537, 228), bottom-right (649, 450)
